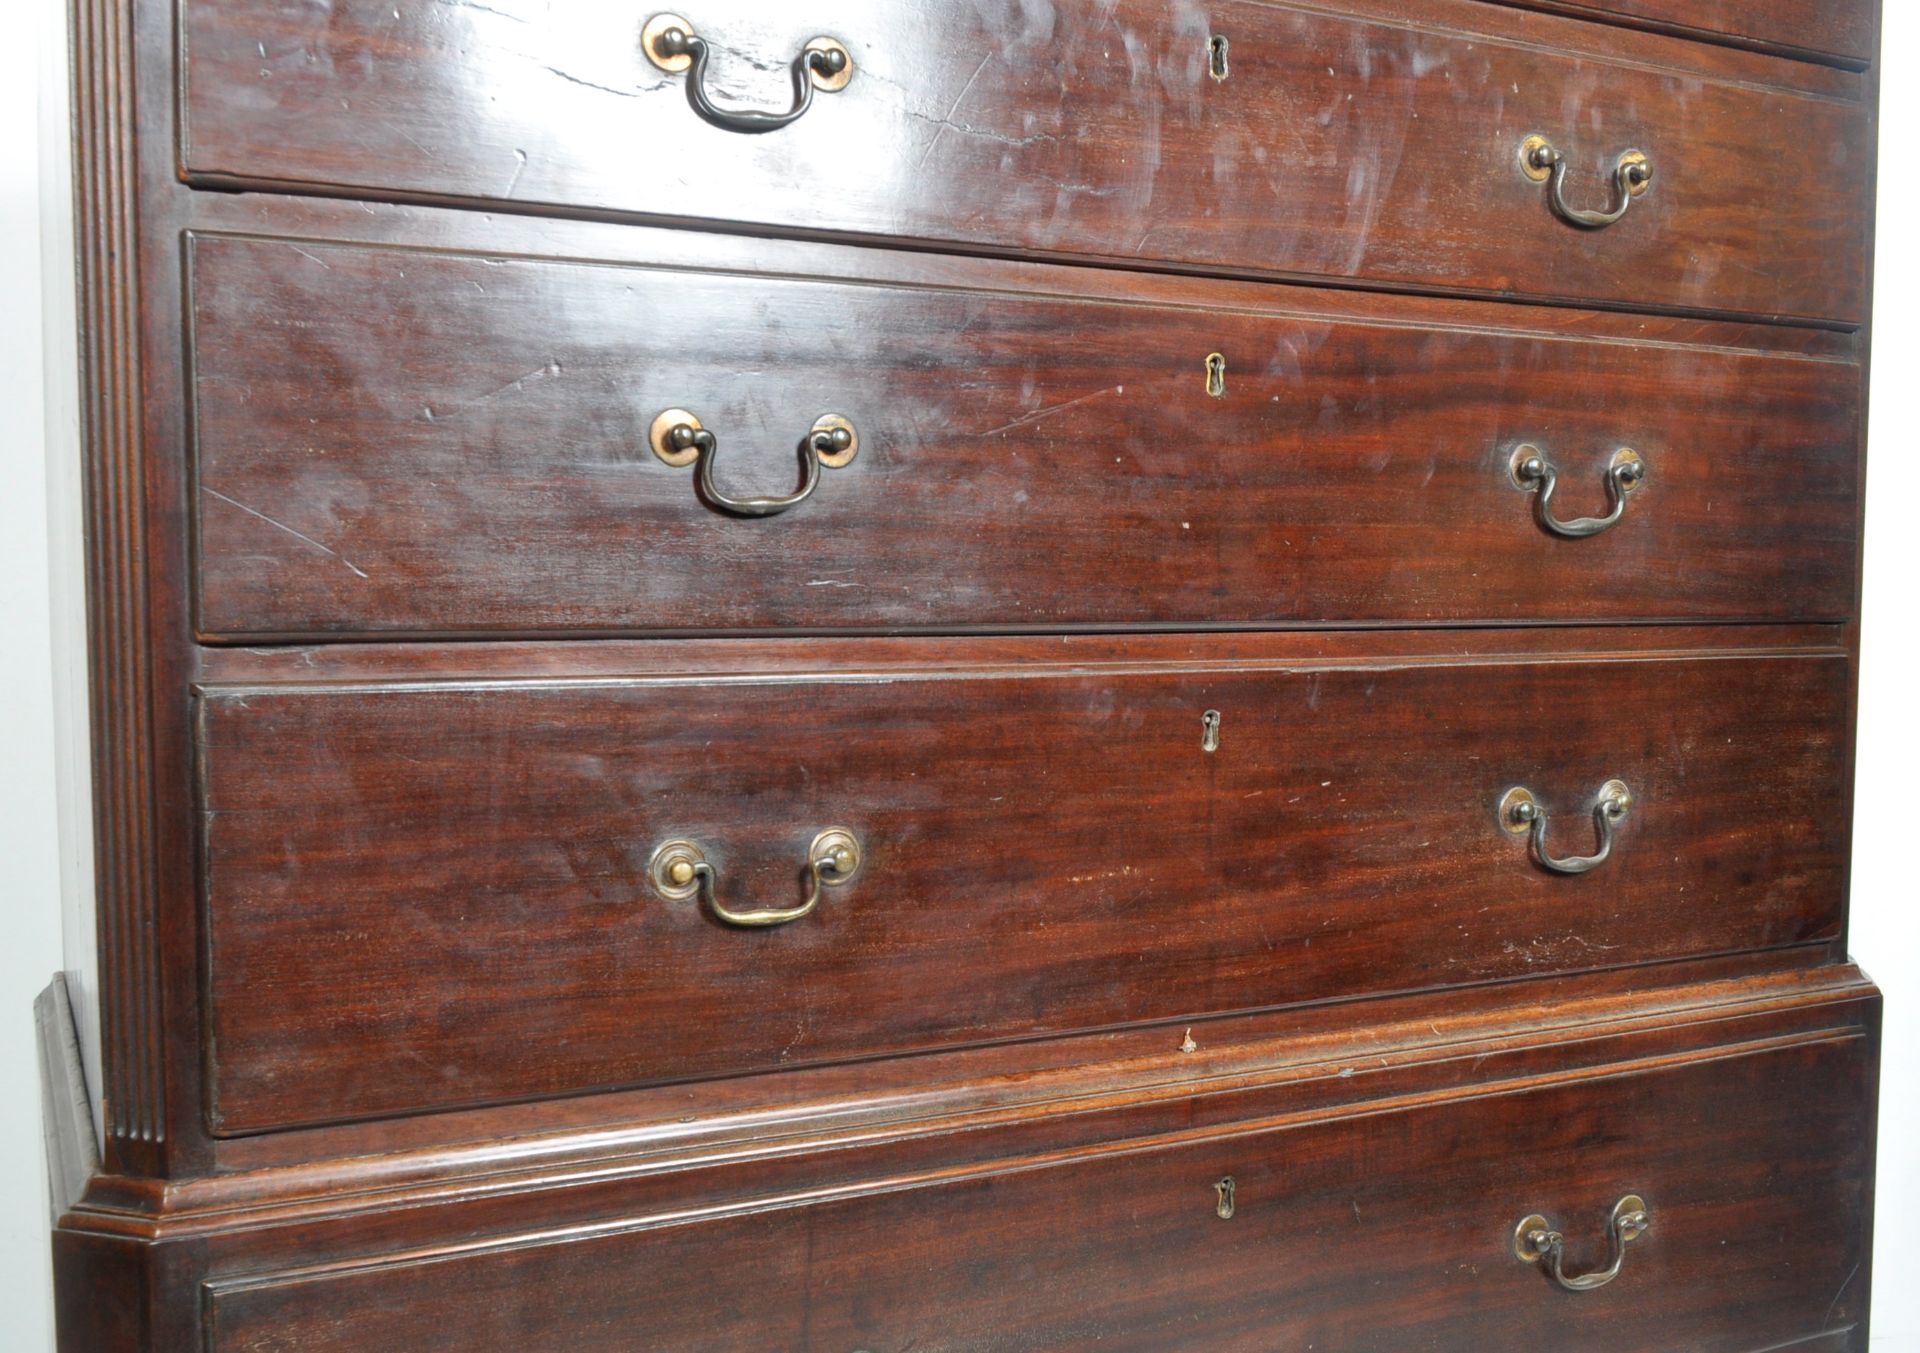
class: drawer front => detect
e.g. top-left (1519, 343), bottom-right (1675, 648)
top-left (188, 234), bottom-right (1860, 638)
top-left (199, 650), bottom-right (1849, 1132)
top-left (1533, 1), bottom-right (1876, 64)
top-left (207, 1034), bottom-right (1875, 1351)
top-left (179, 1), bottom-right (1871, 323)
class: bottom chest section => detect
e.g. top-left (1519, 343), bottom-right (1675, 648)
top-left (170, 972), bottom-right (1879, 1353)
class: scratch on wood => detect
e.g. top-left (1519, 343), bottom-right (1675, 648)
top-left (202, 488), bottom-right (370, 579)
top-left (542, 65), bottom-right (643, 98)
top-left (387, 122), bottom-right (438, 159)
top-left (1823, 1261), bottom-right (1860, 1325)
top-left (433, 0), bottom-right (528, 21)
top-left (977, 386), bottom-right (1120, 439)
top-left (918, 52), bottom-right (994, 168)
top-left (476, 361), bottom-right (564, 405)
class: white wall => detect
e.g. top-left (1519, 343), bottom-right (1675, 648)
top-left (1855, 5), bottom-right (1918, 1349)
top-left (2, 0), bottom-right (84, 1346)
top-left (1, 2), bottom-right (1914, 1348)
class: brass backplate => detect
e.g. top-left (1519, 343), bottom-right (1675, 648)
top-left (650, 409), bottom-right (702, 466)
top-left (1513, 1213), bottom-right (1554, 1262)
top-left (812, 414), bottom-right (860, 467)
top-left (641, 14), bottom-right (694, 71)
top-left (1611, 448), bottom-right (1645, 486)
top-left (648, 839), bottom-right (706, 900)
top-left (1599, 779), bottom-right (1633, 815)
top-left (1614, 1194), bottom-right (1650, 1240)
top-left (805, 37), bottom-right (856, 91)
top-left (811, 827), bottom-right (863, 881)
top-left (1508, 444), bottom-right (1544, 489)
top-left (1619, 150), bottom-right (1652, 195)
top-left (1519, 135), bottom-right (1554, 182)
top-left (1498, 786), bottom-right (1538, 835)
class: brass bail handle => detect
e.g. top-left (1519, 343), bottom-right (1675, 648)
top-left (1514, 1196), bottom-right (1651, 1292)
top-left (1520, 136), bottom-right (1653, 230)
top-left (1500, 780), bottom-right (1633, 876)
top-left (650, 410), bottom-right (858, 518)
top-left (649, 829), bottom-right (862, 927)
top-left (1510, 446), bottom-right (1646, 539)
top-left (643, 14), bottom-right (854, 134)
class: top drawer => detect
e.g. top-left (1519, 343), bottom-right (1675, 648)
top-left (178, 0), bottom-right (1873, 324)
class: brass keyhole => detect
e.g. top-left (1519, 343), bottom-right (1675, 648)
top-left (1205, 352), bottom-right (1227, 398)
top-left (1215, 1176), bottom-right (1236, 1220)
top-left (1208, 35), bottom-right (1230, 82)
top-left (1201, 709), bottom-right (1222, 753)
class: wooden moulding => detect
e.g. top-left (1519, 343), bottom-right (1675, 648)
top-left (1492, 0), bottom-right (1877, 67)
top-left (49, 964), bottom-right (1880, 1351)
top-left (71, 0), bottom-right (167, 1176)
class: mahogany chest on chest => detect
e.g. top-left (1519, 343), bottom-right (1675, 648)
top-left (51, 1), bottom-right (1883, 1348)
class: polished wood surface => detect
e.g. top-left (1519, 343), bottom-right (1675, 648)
top-left (179, 0), bottom-right (1871, 323)
top-left (1511, 0), bottom-right (1876, 62)
top-left (199, 642), bottom-right (1849, 1131)
top-left (53, 0), bottom-right (1884, 1343)
top-left (164, 960), bottom-right (1889, 1186)
top-left (75, 0), bottom-right (170, 1173)
top-left (189, 231), bottom-right (1860, 637)
top-left (190, 622), bottom-right (1853, 688)
top-left (48, 967), bottom-right (1883, 1351)
top-left (205, 1032), bottom-right (1874, 1352)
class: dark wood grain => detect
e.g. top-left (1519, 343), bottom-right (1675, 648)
top-left (53, 0), bottom-right (1887, 1342)
top-left (187, 232), bottom-right (1861, 637)
top-left (204, 1034), bottom-right (1874, 1352)
top-left (53, 1231), bottom-right (153, 1353)
top-left (160, 962), bottom-right (1888, 1196)
top-left (56, 972), bottom-right (1877, 1351)
top-left (1503, 0), bottom-right (1877, 64)
top-left (191, 623), bottom-right (1850, 688)
top-left (73, 0), bottom-right (170, 1172)
top-left (177, 0), bottom-right (1872, 323)
top-left (179, 189), bottom-right (1865, 362)
top-left (198, 647), bottom-right (1850, 1131)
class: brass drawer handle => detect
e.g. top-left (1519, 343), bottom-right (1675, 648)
top-left (643, 14), bottom-right (853, 134)
top-left (1515, 1196), bottom-right (1650, 1292)
top-left (649, 829), bottom-right (862, 927)
top-left (650, 410), bottom-right (857, 518)
top-left (1520, 136), bottom-right (1652, 230)
top-left (1500, 780), bottom-right (1632, 876)
top-left (1511, 446), bottom-right (1645, 539)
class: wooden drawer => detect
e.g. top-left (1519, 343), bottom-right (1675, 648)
top-left (1526, 1), bottom-right (1876, 64)
top-left (205, 1031), bottom-right (1874, 1350)
top-left (177, 0), bottom-right (1872, 323)
top-left (197, 642), bottom-right (1849, 1132)
top-left (187, 232), bottom-right (1860, 638)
